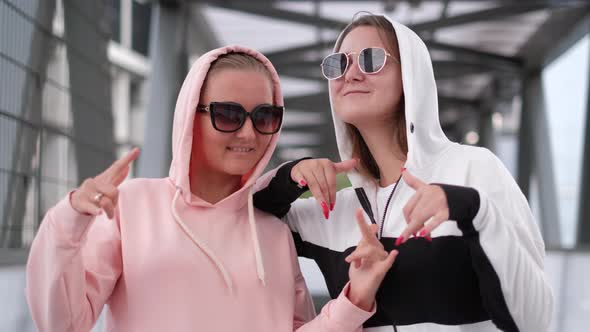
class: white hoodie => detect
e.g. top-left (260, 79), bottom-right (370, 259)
top-left (254, 15), bottom-right (553, 332)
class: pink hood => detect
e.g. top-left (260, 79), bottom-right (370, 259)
top-left (168, 45), bottom-right (285, 292)
top-left (169, 45), bottom-right (283, 201)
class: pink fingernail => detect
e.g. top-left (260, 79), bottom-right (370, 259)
top-left (425, 235), bottom-right (433, 242)
top-left (330, 202), bottom-right (335, 211)
top-left (419, 229), bottom-right (427, 237)
top-left (299, 180), bottom-right (307, 187)
top-left (395, 236), bottom-right (404, 246)
top-left (401, 167), bottom-right (406, 172)
top-left (321, 202), bottom-right (329, 219)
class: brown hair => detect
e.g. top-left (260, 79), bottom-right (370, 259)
top-left (334, 13), bottom-right (407, 180)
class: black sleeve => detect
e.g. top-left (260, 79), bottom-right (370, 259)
top-left (435, 183), bottom-right (520, 331)
top-left (253, 158), bottom-right (310, 218)
top-left (434, 183), bottom-right (480, 236)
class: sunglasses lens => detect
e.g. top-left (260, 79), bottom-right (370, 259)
top-left (322, 53), bottom-right (348, 79)
top-left (211, 103), bottom-right (245, 132)
top-left (252, 106), bottom-right (283, 134)
top-left (359, 48), bottom-right (386, 73)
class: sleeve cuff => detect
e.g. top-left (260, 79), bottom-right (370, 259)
top-left (433, 183), bottom-right (481, 237)
top-left (274, 157), bottom-right (311, 201)
top-left (49, 191), bottom-right (95, 244)
top-left (329, 282), bottom-right (376, 328)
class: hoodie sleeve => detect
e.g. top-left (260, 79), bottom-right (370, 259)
top-left (450, 148), bottom-right (553, 332)
top-left (254, 159), bottom-right (310, 219)
top-left (254, 159), bottom-right (328, 259)
top-left (288, 233), bottom-right (375, 331)
top-left (26, 193), bottom-right (122, 332)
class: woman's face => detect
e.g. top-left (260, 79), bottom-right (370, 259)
top-left (193, 69), bottom-right (274, 177)
top-left (330, 26), bottom-right (403, 128)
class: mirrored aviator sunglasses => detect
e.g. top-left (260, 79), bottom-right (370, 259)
top-left (320, 47), bottom-right (398, 80)
top-left (197, 102), bottom-right (284, 135)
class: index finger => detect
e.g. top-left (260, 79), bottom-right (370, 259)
top-left (402, 170), bottom-right (426, 191)
top-left (333, 159), bottom-right (358, 174)
top-left (355, 208), bottom-right (378, 240)
top-left (101, 148), bottom-right (140, 182)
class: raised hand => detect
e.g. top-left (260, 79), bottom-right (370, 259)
top-left (398, 170), bottom-right (449, 245)
top-left (290, 158), bottom-right (358, 219)
top-left (345, 208), bottom-right (398, 311)
top-left (70, 148), bottom-right (140, 219)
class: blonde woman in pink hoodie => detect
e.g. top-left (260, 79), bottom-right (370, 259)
top-left (25, 45), bottom-right (399, 332)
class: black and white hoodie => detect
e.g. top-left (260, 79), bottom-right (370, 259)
top-left (254, 15), bottom-right (553, 332)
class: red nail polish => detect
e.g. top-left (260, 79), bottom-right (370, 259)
top-left (330, 202), bottom-right (335, 211)
top-left (395, 236), bottom-right (404, 246)
top-left (321, 202), bottom-right (329, 219)
top-left (425, 235), bottom-right (433, 242)
top-left (299, 180), bottom-right (307, 187)
top-left (419, 229), bottom-right (427, 237)
top-left (401, 167), bottom-right (406, 172)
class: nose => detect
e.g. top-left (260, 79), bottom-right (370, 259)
top-left (235, 115), bottom-right (257, 140)
top-left (343, 54), bottom-right (364, 83)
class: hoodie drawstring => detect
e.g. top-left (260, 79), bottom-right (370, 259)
top-left (248, 187), bottom-right (266, 286)
top-left (170, 186), bottom-right (267, 295)
top-left (171, 187), bottom-right (234, 295)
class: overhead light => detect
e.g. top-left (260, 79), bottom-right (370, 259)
top-left (492, 112), bottom-right (503, 130)
top-left (465, 131), bottom-right (479, 145)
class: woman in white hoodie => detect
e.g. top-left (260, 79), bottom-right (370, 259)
top-left (254, 14), bottom-right (553, 332)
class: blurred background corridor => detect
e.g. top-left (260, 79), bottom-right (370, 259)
top-left (0, 0), bottom-right (589, 330)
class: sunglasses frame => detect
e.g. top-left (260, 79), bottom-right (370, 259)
top-left (197, 101), bottom-right (284, 135)
top-left (320, 47), bottom-right (399, 80)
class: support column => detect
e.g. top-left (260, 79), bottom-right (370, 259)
top-left (576, 43), bottom-right (590, 247)
top-left (137, 3), bottom-right (186, 178)
top-left (519, 71), bottom-right (561, 247)
top-left (63, 0), bottom-right (116, 180)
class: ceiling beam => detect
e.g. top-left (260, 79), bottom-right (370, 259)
top-left (207, 2), bottom-right (347, 30)
top-left (519, 8), bottom-right (589, 70)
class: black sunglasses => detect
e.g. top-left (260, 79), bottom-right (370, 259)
top-left (197, 102), bottom-right (283, 135)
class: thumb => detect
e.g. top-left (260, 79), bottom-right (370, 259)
top-left (334, 159), bottom-right (358, 174)
top-left (382, 250), bottom-right (398, 270)
top-left (402, 170), bottom-right (425, 190)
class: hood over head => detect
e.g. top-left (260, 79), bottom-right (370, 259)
top-left (169, 45), bottom-right (284, 206)
top-left (168, 45), bottom-right (284, 293)
top-left (330, 14), bottom-right (452, 192)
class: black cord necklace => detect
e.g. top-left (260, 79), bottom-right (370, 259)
top-left (378, 173), bottom-right (403, 239)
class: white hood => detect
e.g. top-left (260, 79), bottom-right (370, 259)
top-left (329, 15), bottom-right (453, 193)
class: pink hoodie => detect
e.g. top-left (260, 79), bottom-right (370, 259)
top-left (26, 45), bottom-right (374, 332)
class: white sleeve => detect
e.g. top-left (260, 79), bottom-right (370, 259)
top-left (457, 149), bottom-right (553, 332)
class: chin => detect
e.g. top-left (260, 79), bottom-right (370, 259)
top-left (223, 160), bottom-right (258, 176)
top-left (335, 106), bottom-right (366, 125)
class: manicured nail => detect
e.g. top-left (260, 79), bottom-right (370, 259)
top-left (299, 180), bottom-right (307, 187)
top-left (321, 202), bottom-right (329, 219)
top-left (401, 167), bottom-right (406, 172)
top-left (425, 235), bottom-right (432, 242)
top-left (395, 236), bottom-right (404, 246)
top-left (419, 229), bottom-right (427, 237)
top-left (330, 202), bottom-right (335, 211)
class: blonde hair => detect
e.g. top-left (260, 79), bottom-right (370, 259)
top-left (207, 52), bottom-right (274, 96)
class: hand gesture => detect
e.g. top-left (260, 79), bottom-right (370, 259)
top-left (70, 148), bottom-right (140, 219)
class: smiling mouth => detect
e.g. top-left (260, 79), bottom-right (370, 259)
top-left (343, 91), bottom-right (370, 96)
top-left (227, 147), bottom-right (255, 153)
